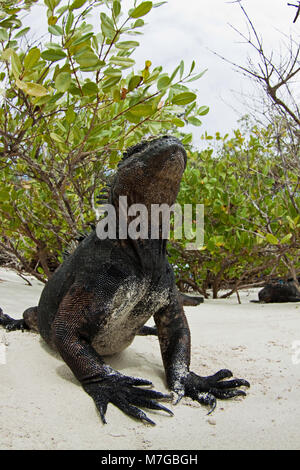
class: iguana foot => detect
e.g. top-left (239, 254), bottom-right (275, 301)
top-left (82, 374), bottom-right (173, 425)
top-left (0, 309), bottom-right (28, 331)
top-left (176, 369), bottom-right (250, 414)
top-left (137, 325), bottom-right (158, 336)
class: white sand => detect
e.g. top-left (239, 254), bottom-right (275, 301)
top-left (0, 267), bottom-right (299, 450)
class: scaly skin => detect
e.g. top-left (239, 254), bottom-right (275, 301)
top-left (0, 136), bottom-right (249, 424)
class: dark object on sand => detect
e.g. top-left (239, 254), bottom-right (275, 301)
top-left (252, 278), bottom-right (300, 303)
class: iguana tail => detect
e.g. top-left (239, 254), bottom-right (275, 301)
top-left (180, 293), bottom-right (204, 306)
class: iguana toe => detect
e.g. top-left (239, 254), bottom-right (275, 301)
top-left (83, 375), bottom-right (173, 425)
top-left (182, 369), bottom-right (250, 414)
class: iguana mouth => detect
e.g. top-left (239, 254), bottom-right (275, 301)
top-left (109, 135), bottom-right (187, 208)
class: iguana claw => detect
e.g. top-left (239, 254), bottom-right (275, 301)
top-left (182, 369), bottom-right (250, 414)
top-left (82, 374), bottom-right (173, 425)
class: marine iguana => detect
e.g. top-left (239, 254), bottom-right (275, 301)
top-left (70, 241), bottom-right (203, 309)
top-left (0, 136), bottom-right (249, 425)
top-left (251, 278), bottom-right (300, 303)
top-left (63, 230), bottom-right (204, 308)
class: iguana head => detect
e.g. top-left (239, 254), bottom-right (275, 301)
top-left (109, 136), bottom-right (187, 208)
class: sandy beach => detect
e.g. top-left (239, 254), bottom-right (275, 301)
top-left (0, 267), bottom-right (299, 450)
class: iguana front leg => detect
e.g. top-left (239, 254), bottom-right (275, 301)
top-left (52, 285), bottom-right (172, 425)
top-left (154, 298), bottom-right (250, 413)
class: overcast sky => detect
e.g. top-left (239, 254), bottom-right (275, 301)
top-left (25, 0), bottom-right (299, 145)
top-left (123, 0), bottom-right (299, 142)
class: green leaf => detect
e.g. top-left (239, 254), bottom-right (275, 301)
top-left (72, 32), bottom-right (94, 46)
top-left (55, 71), bottom-right (71, 92)
top-left (48, 24), bottom-right (63, 36)
top-left (45, 0), bottom-right (61, 9)
top-left (0, 16), bottom-right (22, 29)
top-left (102, 75), bottom-right (122, 91)
top-left (179, 59), bottom-right (184, 79)
top-left (130, 103), bottom-right (154, 117)
top-left (88, 124), bottom-right (105, 138)
top-left (186, 69), bottom-right (208, 82)
top-left (65, 106), bottom-right (76, 124)
top-left (48, 15), bottom-right (58, 26)
top-left (44, 42), bottom-right (61, 50)
top-left (10, 50), bottom-right (22, 79)
top-left (50, 132), bottom-right (65, 143)
top-left (1, 49), bottom-right (13, 60)
top-left (188, 116), bottom-right (202, 126)
top-left (115, 41), bottom-right (139, 50)
top-left (23, 117), bottom-right (34, 130)
top-left (75, 51), bottom-right (100, 67)
top-left (128, 75), bottom-right (142, 91)
top-left (132, 19), bottom-right (144, 28)
top-left (70, 0), bottom-right (87, 10)
top-left (113, 1), bottom-right (121, 18)
top-left (181, 133), bottom-right (193, 145)
top-left (14, 27), bottom-right (30, 39)
top-left (65, 11), bottom-right (74, 33)
top-left (109, 56), bottom-right (135, 68)
top-left (286, 215), bottom-right (297, 229)
top-left (100, 12), bottom-right (115, 40)
top-left (185, 101), bottom-right (196, 116)
top-left (0, 189), bottom-right (9, 201)
top-left (170, 64), bottom-right (180, 82)
top-left (73, 46), bottom-right (93, 60)
top-left (148, 121), bottom-right (161, 133)
top-left (172, 117), bottom-right (185, 127)
top-left (125, 111), bottom-right (141, 124)
top-left (56, 121), bottom-right (66, 133)
top-left (198, 105), bottom-right (209, 116)
top-left (0, 28), bottom-right (9, 41)
top-left (68, 84), bottom-right (79, 97)
top-left (103, 67), bottom-right (122, 77)
top-left (171, 92), bottom-right (196, 106)
top-left (130, 2), bottom-right (152, 18)
top-left (157, 75), bottom-right (170, 90)
top-left (189, 60), bottom-right (195, 74)
top-left (1, 48), bottom-right (22, 78)
top-left (153, 1), bottom-right (167, 7)
top-left (265, 233), bottom-right (279, 245)
top-left (41, 48), bottom-right (67, 61)
top-left (280, 233), bottom-right (292, 244)
top-left (82, 81), bottom-right (98, 95)
top-left (16, 79), bottom-right (49, 97)
top-left (24, 47), bottom-right (41, 70)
